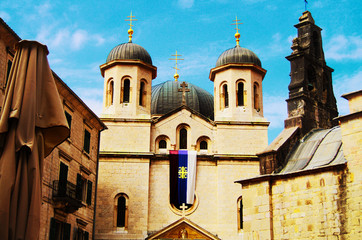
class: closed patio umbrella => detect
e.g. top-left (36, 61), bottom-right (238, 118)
top-left (0, 40), bottom-right (69, 240)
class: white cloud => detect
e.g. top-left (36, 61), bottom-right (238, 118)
top-left (78, 96), bottom-right (103, 116)
top-left (74, 87), bottom-right (104, 116)
top-left (263, 94), bottom-right (288, 129)
top-left (178, 0), bottom-right (194, 9)
top-left (0, 11), bottom-right (10, 21)
top-left (333, 70), bottom-right (362, 115)
top-left (71, 29), bottom-right (88, 50)
top-left (36, 26), bottom-right (105, 52)
top-left (325, 34), bottom-right (362, 61)
top-left (35, 2), bottom-right (52, 16)
top-left (312, 1), bottom-right (324, 8)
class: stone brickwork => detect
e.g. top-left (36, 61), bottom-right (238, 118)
top-left (241, 168), bottom-right (349, 240)
top-left (95, 156), bottom-right (260, 240)
top-left (95, 158), bottom-right (151, 239)
top-left (338, 90), bottom-right (362, 239)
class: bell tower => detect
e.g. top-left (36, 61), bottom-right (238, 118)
top-left (209, 17), bottom-right (269, 154)
top-left (285, 11), bottom-right (338, 135)
top-left (100, 13), bottom-right (157, 120)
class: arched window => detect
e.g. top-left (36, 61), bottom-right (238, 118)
top-left (139, 81), bottom-right (146, 106)
top-left (237, 82), bottom-right (244, 106)
top-left (237, 197), bottom-right (243, 230)
top-left (180, 128), bottom-right (187, 149)
top-left (200, 141), bottom-right (207, 150)
top-left (115, 194), bottom-right (128, 228)
top-left (253, 83), bottom-right (260, 110)
top-left (307, 66), bottom-right (316, 91)
top-left (107, 79), bottom-right (114, 106)
top-left (123, 79), bottom-right (130, 103)
top-left (223, 84), bottom-right (229, 108)
top-left (159, 140), bottom-right (167, 149)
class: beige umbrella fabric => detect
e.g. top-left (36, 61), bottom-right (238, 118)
top-left (0, 40), bottom-right (69, 240)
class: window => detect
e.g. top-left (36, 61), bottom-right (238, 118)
top-left (107, 79), bottom-right (114, 106)
top-left (5, 60), bottom-right (12, 88)
top-left (58, 162), bottom-right (68, 197)
top-left (75, 228), bottom-right (89, 240)
top-left (49, 218), bottom-right (71, 240)
top-left (253, 83), bottom-right (260, 111)
top-left (139, 81), bottom-right (146, 106)
top-left (313, 31), bottom-right (321, 59)
top-left (122, 79), bottom-right (130, 103)
top-left (64, 111), bottom-right (72, 129)
top-left (200, 141), bottom-right (208, 150)
top-left (237, 197), bottom-right (243, 230)
top-left (307, 66), bottom-right (316, 91)
top-left (159, 140), bottom-right (167, 149)
top-left (115, 194), bottom-right (128, 228)
top-left (223, 84), bottom-right (229, 108)
top-left (179, 128), bottom-right (187, 149)
top-left (83, 129), bottom-right (90, 154)
top-left (76, 174), bottom-right (92, 205)
top-left (237, 82), bottom-right (244, 106)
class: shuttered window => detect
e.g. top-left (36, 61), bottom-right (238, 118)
top-left (64, 111), bottom-right (72, 129)
top-left (49, 218), bottom-right (71, 240)
top-left (83, 129), bottom-right (90, 154)
top-left (86, 180), bottom-right (92, 205)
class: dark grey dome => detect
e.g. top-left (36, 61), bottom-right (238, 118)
top-left (216, 46), bottom-right (261, 67)
top-left (106, 42), bottom-right (152, 65)
top-left (151, 81), bottom-right (214, 119)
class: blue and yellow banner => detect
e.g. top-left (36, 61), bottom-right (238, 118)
top-left (170, 150), bottom-right (197, 207)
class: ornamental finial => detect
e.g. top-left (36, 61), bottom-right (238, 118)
top-left (125, 11), bottom-right (137, 42)
top-left (231, 16), bottom-right (243, 46)
top-left (169, 50), bottom-right (184, 81)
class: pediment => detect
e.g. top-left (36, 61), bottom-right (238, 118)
top-left (146, 218), bottom-right (220, 240)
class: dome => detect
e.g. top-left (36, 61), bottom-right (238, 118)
top-left (106, 42), bottom-right (152, 65)
top-left (216, 45), bottom-right (261, 67)
top-left (151, 81), bottom-right (214, 119)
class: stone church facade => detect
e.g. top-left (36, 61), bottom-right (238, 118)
top-left (95, 13), bottom-right (269, 240)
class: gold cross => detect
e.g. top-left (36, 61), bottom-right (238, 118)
top-left (125, 11), bottom-right (138, 42)
top-left (231, 16), bottom-right (243, 46)
top-left (178, 81), bottom-right (190, 106)
top-left (180, 203), bottom-right (187, 217)
top-left (169, 50), bottom-right (184, 81)
top-left (178, 166), bottom-right (188, 179)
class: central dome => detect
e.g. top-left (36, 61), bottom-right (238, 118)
top-left (216, 45), bottom-right (261, 67)
top-left (151, 81), bottom-right (214, 119)
top-left (106, 42), bottom-right (152, 65)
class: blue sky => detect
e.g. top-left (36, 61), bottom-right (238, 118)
top-left (1, 0), bottom-right (361, 143)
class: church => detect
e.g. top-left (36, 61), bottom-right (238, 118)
top-left (95, 11), bottom-right (268, 240)
top-left (94, 10), bottom-right (362, 240)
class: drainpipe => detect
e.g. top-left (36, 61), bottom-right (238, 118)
top-left (92, 130), bottom-right (102, 240)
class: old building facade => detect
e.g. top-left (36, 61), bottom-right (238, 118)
top-left (95, 19), bottom-right (269, 240)
top-left (0, 18), bottom-right (106, 240)
top-left (236, 11), bottom-right (361, 240)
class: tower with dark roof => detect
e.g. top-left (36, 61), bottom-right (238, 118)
top-left (285, 11), bottom-right (338, 136)
top-left (209, 22), bottom-right (269, 154)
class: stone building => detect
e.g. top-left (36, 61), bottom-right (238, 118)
top-left (0, 18), bottom-right (106, 240)
top-left (95, 15), bottom-right (269, 240)
top-left (236, 11), bottom-right (361, 239)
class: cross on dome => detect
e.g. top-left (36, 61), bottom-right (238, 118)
top-left (169, 50), bottom-right (184, 81)
top-left (231, 16), bottom-right (243, 46)
top-left (178, 81), bottom-right (190, 106)
top-left (125, 11), bottom-right (138, 42)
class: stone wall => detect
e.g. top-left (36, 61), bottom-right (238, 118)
top-left (95, 158), bottom-right (150, 239)
top-left (242, 167), bottom-right (350, 240)
top-left (339, 91), bottom-right (362, 239)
